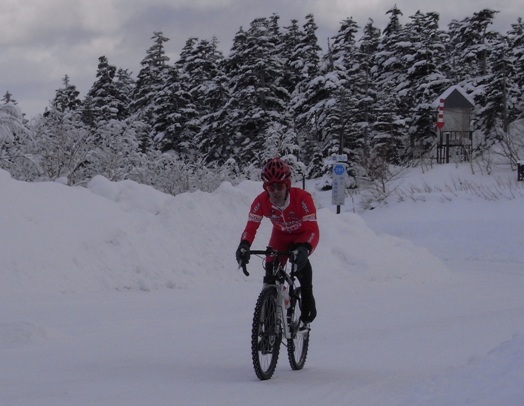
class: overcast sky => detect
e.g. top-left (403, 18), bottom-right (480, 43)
top-left (1, 0), bottom-right (521, 118)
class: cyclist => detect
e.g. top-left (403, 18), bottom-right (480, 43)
top-left (236, 157), bottom-right (319, 324)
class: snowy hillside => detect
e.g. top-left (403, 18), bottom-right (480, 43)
top-left (1, 164), bottom-right (524, 405)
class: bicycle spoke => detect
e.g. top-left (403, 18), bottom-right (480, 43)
top-left (251, 286), bottom-right (281, 380)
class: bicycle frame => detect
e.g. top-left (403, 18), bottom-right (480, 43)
top-left (274, 264), bottom-right (299, 341)
top-left (241, 247), bottom-right (301, 340)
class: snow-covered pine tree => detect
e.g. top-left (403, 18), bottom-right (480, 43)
top-left (474, 36), bottom-right (521, 165)
top-left (0, 102), bottom-right (32, 179)
top-left (177, 37), bottom-right (224, 116)
top-left (373, 5), bottom-right (406, 94)
top-left (401, 11), bottom-right (451, 160)
top-left (176, 37), bottom-right (226, 163)
top-left (507, 18), bottom-right (524, 117)
top-left (221, 15), bottom-right (291, 173)
top-left (113, 68), bottom-right (135, 121)
top-left (447, 9), bottom-right (500, 83)
top-left (153, 62), bottom-right (197, 157)
top-left (356, 18), bottom-right (380, 156)
top-left (129, 32), bottom-right (171, 144)
top-left (52, 75), bottom-right (82, 113)
top-left (85, 56), bottom-right (122, 124)
top-left (287, 14), bottom-right (323, 175)
top-left (281, 18), bottom-right (302, 97)
top-left (1, 91), bottom-right (17, 105)
top-left (370, 5), bottom-right (407, 163)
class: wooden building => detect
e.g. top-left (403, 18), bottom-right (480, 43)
top-left (432, 86), bottom-right (475, 163)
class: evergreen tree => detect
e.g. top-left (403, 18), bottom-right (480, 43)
top-left (475, 39), bottom-right (518, 147)
top-left (355, 18), bottom-right (381, 158)
top-left (52, 75), bottom-right (82, 112)
top-left (300, 14), bottom-right (322, 79)
top-left (286, 14), bottom-right (322, 95)
top-left (507, 18), bottom-right (524, 112)
top-left (329, 16), bottom-right (369, 162)
top-left (261, 121), bottom-right (300, 164)
top-left (287, 14), bottom-right (323, 172)
top-left (152, 63), bottom-right (197, 156)
top-left (330, 17), bottom-right (360, 71)
top-left (448, 9), bottom-right (500, 82)
top-left (0, 103), bottom-right (27, 153)
top-left (177, 37), bottom-right (229, 164)
top-left (177, 37), bottom-right (199, 70)
top-left (0, 103), bottom-right (33, 180)
top-left (130, 32), bottom-right (171, 136)
top-left (291, 15), bottom-right (359, 174)
top-left (177, 38), bottom-right (225, 128)
top-left (221, 16), bottom-right (291, 171)
top-left (2, 91), bottom-right (17, 105)
top-left (114, 68), bottom-right (135, 119)
top-left (85, 56), bottom-right (123, 124)
top-left (281, 18), bottom-right (303, 98)
top-left (401, 11), bottom-right (451, 160)
top-left (373, 5), bottom-right (406, 92)
top-left (197, 27), bottom-right (248, 166)
top-left (371, 5), bottom-right (407, 161)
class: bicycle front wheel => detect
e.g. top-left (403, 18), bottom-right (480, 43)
top-left (287, 287), bottom-right (310, 370)
top-left (251, 286), bottom-right (281, 380)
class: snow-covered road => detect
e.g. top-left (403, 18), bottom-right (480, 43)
top-left (3, 258), bottom-right (524, 406)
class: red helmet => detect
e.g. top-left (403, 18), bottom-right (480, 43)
top-left (261, 157), bottom-right (291, 189)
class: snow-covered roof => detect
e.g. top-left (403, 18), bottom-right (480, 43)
top-left (432, 85), bottom-right (475, 109)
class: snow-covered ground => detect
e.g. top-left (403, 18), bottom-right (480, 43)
top-left (1, 163), bottom-right (524, 405)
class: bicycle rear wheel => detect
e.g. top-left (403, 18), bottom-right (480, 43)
top-left (287, 287), bottom-right (310, 370)
top-left (251, 286), bottom-right (281, 380)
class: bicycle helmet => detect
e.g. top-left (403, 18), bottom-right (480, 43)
top-left (261, 157), bottom-right (292, 190)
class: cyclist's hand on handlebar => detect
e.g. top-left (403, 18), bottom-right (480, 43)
top-left (236, 240), bottom-right (251, 265)
top-left (290, 245), bottom-right (309, 271)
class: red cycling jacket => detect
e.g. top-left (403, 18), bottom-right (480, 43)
top-left (240, 187), bottom-right (319, 254)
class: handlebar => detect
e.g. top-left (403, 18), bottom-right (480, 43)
top-left (238, 247), bottom-right (297, 276)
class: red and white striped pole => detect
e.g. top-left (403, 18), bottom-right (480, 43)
top-left (436, 98), bottom-right (445, 129)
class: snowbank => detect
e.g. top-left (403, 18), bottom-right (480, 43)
top-left (0, 169), bottom-right (448, 293)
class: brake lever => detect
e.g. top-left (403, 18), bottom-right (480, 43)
top-left (238, 261), bottom-right (249, 276)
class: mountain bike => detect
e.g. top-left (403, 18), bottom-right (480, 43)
top-left (239, 247), bottom-right (310, 380)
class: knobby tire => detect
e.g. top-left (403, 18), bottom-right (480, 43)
top-left (287, 287), bottom-right (310, 370)
top-left (251, 286), bottom-right (281, 380)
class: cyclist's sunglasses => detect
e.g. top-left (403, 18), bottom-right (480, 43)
top-left (267, 183), bottom-right (286, 192)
